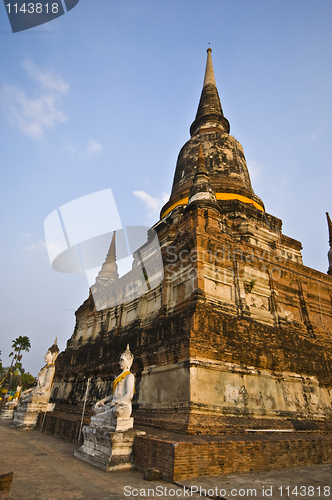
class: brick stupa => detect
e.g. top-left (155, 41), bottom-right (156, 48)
top-left (47, 49), bottom-right (332, 480)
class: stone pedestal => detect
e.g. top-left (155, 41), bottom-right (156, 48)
top-left (12, 402), bottom-right (55, 430)
top-left (75, 424), bottom-right (145, 471)
top-left (90, 414), bottom-right (134, 432)
top-left (0, 402), bottom-right (18, 420)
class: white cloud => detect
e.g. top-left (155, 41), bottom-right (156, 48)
top-left (133, 191), bottom-right (169, 217)
top-left (1, 60), bottom-right (69, 139)
top-left (86, 139), bottom-right (103, 155)
top-left (2, 85), bottom-right (68, 139)
top-left (23, 240), bottom-right (47, 252)
top-left (62, 138), bottom-right (103, 158)
top-left (21, 59), bottom-right (69, 95)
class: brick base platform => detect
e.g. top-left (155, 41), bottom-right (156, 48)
top-left (133, 429), bottom-right (332, 481)
top-left (39, 410), bottom-right (332, 481)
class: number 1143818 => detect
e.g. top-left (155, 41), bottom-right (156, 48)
top-left (6, 3), bottom-right (59, 14)
top-left (278, 486), bottom-right (330, 496)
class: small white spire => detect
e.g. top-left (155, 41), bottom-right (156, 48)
top-left (203, 47), bottom-right (216, 87)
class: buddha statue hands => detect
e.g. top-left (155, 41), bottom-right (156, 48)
top-left (93, 345), bottom-right (134, 421)
top-left (20, 339), bottom-right (59, 405)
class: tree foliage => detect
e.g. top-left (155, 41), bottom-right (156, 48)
top-left (1, 336), bottom-right (31, 390)
top-left (9, 336), bottom-right (31, 365)
top-left (8, 370), bottom-right (36, 391)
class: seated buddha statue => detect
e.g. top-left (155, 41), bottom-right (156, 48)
top-left (19, 339), bottom-right (59, 405)
top-left (93, 344), bottom-right (135, 423)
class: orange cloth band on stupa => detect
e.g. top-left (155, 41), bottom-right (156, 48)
top-left (215, 193), bottom-right (264, 211)
top-left (161, 197), bottom-right (189, 218)
top-left (113, 370), bottom-right (135, 393)
top-left (161, 193), bottom-right (264, 218)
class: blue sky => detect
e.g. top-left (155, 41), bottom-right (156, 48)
top-left (1, 0), bottom-right (332, 375)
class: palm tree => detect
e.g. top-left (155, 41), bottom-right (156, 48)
top-left (8, 336), bottom-right (31, 388)
top-left (10, 336), bottom-right (31, 360)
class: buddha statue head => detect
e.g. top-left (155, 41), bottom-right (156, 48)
top-left (119, 344), bottom-right (134, 372)
top-left (44, 338), bottom-right (60, 365)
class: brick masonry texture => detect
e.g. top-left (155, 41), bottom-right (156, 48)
top-left (134, 432), bottom-right (332, 481)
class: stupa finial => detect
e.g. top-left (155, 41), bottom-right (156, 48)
top-left (203, 47), bottom-right (216, 87)
top-left (190, 48), bottom-right (230, 137)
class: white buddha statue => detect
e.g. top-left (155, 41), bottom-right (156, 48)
top-left (19, 339), bottom-right (59, 405)
top-left (0, 385), bottom-right (22, 419)
top-left (92, 344), bottom-right (135, 430)
top-left (75, 345), bottom-right (145, 469)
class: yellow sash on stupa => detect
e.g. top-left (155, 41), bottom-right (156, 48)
top-left (113, 371), bottom-right (135, 393)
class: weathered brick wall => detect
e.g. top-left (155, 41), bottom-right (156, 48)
top-left (133, 436), bottom-right (175, 481)
top-left (133, 408), bottom-right (191, 434)
top-left (187, 413), bottom-right (332, 435)
top-left (52, 304), bottom-right (194, 405)
top-left (173, 435), bottom-right (332, 480)
top-left (133, 409), bottom-right (332, 435)
top-left (134, 433), bottom-right (332, 481)
top-left (191, 302), bottom-right (332, 386)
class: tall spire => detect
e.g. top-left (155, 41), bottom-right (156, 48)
top-left (105, 231), bottom-right (117, 265)
top-left (326, 212), bottom-right (332, 275)
top-left (190, 48), bottom-right (230, 137)
top-left (160, 48), bottom-right (264, 220)
top-left (95, 231), bottom-right (119, 286)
